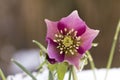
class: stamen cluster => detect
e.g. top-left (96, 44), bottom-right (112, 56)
top-left (53, 28), bottom-right (81, 55)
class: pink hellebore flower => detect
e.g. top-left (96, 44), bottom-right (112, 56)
top-left (45, 10), bottom-right (99, 69)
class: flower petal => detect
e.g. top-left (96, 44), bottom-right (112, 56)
top-left (47, 39), bottom-right (64, 62)
top-left (64, 53), bottom-right (82, 69)
top-left (77, 47), bottom-right (84, 54)
top-left (57, 22), bottom-right (67, 34)
top-left (80, 27), bottom-right (100, 52)
top-left (57, 22), bottom-right (66, 32)
top-left (57, 10), bottom-right (86, 36)
top-left (45, 19), bottom-right (58, 40)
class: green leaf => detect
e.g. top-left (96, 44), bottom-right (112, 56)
top-left (47, 63), bottom-right (58, 80)
top-left (0, 68), bottom-right (6, 80)
top-left (57, 62), bottom-right (68, 80)
top-left (11, 59), bottom-right (37, 80)
top-left (48, 62), bottom-right (57, 72)
top-left (32, 40), bottom-right (47, 53)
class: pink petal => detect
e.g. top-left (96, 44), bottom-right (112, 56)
top-left (64, 53), bottom-right (82, 69)
top-left (77, 47), bottom-right (84, 54)
top-left (80, 27), bottom-right (100, 52)
top-left (47, 39), bottom-right (64, 62)
top-left (57, 10), bottom-right (86, 36)
top-left (45, 19), bottom-right (58, 40)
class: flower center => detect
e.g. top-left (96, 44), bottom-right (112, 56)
top-left (53, 28), bottom-right (81, 55)
top-left (63, 36), bottom-right (73, 47)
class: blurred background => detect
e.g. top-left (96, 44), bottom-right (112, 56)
top-left (0, 0), bottom-right (120, 76)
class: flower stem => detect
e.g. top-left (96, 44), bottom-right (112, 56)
top-left (68, 66), bottom-right (72, 80)
top-left (105, 20), bottom-right (120, 80)
top-left (48, 71), bottom-right (54, 80)
top-left (86, 51), bottom-right (97, 80)
top-left (72, 66), bottom-right (78, 80)
top-left (0, 68), bottom-right (6, 80)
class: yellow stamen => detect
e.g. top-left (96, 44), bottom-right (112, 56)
top-left (54, 28), bottom-right (81, 55)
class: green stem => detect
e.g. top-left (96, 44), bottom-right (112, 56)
top-left (72, 66), bottom-right (78, 80)
top-left (86, 51), bottom-right (97, 80)
top-left (48, 71), bottom-right (54, 80)
top-left (11, 59), bottom-right (37, 80)
top-left (32, 40), bottom-right (47, 53)
top-left (68, 66), bottom-right (72, 80)
top-left (105, 20), bottom-right (120, 80)
top-left (0, 68), bottom-right (6, 80)
top-left (36, 61), bottom-right (46, 76)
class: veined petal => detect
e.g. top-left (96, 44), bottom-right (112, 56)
top-left (45, 19), bottom-right (58, 40)
top-left (47, 39), bottom-right (64, 62)
top-left (80, 27), bottom-right (100, 52)
top-left (64, 53), bottom-right (82, 69)
top-left (57, 10), bottom-right (86, 36)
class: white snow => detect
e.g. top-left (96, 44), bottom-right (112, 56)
top-left (9, 49), bottom-right (40, 74)
top-left (7, 68), bottom-right (120, 80)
